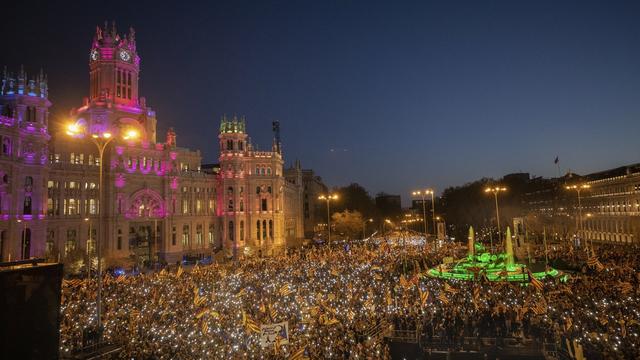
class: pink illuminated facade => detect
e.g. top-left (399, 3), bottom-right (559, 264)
top-left (0, 66), bottom-right (51, 261)
top-left (0, 23), bottom-right (304, 266)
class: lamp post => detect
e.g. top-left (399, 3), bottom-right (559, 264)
top-left (484, 186), bottom-right (507, 251)
top-left (565, 184), bottom-right (590, 248)
top-left (318, 194), bottom-right (338, 245)
top-left (411, 191), bottom-right (429, 239)
top-left (84, 217), bottom-right (92, 276)
top-left (362, 218), bottom-right (373, 239)
top-left (67, 122), bottom-right (139, 337)
top-left (17, 219), bottom-right (27, 259)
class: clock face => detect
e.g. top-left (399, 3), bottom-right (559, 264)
top-left (120, 50), bottom-right (131, 62)
top-left (90, 49), bottom-right (99, 61)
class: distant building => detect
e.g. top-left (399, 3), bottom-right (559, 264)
top-left (525, 165), bottom-right (640, 245)
top-left (375, 193), bottom-right (401, 220)
top-left (285, 164), bottom-right (327, 239)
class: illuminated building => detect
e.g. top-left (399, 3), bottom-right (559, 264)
top-left (0, 67), bottom-right (51, 260)
top-left (0, 23), bottom-right (304, 265)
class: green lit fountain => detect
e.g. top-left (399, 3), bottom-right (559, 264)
top-left (427, 226), bottom-right (559, 282)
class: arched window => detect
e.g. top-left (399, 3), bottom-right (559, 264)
top-left (238, 141), bottom-right (244, 151)
top-left (24, 176), bottom-right (33, 187)
top-left (256, 221), bottom-right (261, 240)
top-left (239, 200), bottom-right (244, 212)
top-left (228, 221), bottom-right (234, 241)
top-left (240, 221), bottom-right (244, 241)
top-left (255, 165), bottom-right (260, 175)
top-left (227, 186), bottom-right (233, 194)
top-left (267, 167), bottom-right (272, 175)
top-left (228, 199), bottom-right (234, 211)
top-left (226, 140), bottom-right (233, 150)
top-left (269, 220), bottom-right (273, 239)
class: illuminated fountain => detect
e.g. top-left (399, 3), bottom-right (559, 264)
top-left (427, 226), bottom-right (559, 282)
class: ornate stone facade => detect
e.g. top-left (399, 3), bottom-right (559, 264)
top-left (0, 23), bottom-right (304, 266)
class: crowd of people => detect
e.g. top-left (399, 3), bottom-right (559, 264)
top-left (59, 233), bottom-right (640, 359)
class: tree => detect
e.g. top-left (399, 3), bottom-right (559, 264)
top-left (331, 210), bottom-right (364, 240)
top-left (331, 183), bottom-right (377, 219)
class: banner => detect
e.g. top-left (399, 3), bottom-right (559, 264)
top-left (259, 322), bottom-right (289, 348)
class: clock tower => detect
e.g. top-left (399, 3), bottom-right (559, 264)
top-left (88, 22), bottom-right (140, 106)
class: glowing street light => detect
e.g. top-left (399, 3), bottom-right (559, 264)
top-left (485, 186), bottom-right (507, 250)
top-left (318, 194), bottom-right (339, 245)
top-left (66, 121), bottom-right (140, 337)
top-left (412, 188), bottom-right (437, 250)
top-left (566, 183), bottom-right (591, 247)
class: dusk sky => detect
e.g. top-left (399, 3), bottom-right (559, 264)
top-left (2, 0), bottom-right (640, 204)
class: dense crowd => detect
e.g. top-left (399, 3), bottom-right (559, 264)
top-left (60, 234), bottom-right (640, 359)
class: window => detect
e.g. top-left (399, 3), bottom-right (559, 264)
top-left (47, 198), bottom-right (54, 215)
top-left (196, 225), bottom-right (203, 246)
top-left (262, 220), bottom-right (267, 240)
top-left (89, 199), bottom-right (97, 215)
top-left (256, 186), bottom-right (261, 194)
top-left (23, 196), bottom-right (32, 214)
top-left (46, 231), bottom-right (55, 256)
top-left (182, 225), bottom-right (190, 247)
top-left (182, 199), bottom-right (189, 214)
top-left (117, 229), bottom-right (122, 250)
top-left (239, 200), bottom-right (244, 212)
top-left (262, 198), bottom-right (268, 211)
top-left (269, 220), bottom-right (273, 239)
top-left (238, 141), bottom-right (244, 151)
top-left (24, 176), bottom-right (33, 187)
top-left (172, 226), bottom-right (177, 246)
top-left (257, 221), bottom-right (261, 240)
top-left (226, 140), bottom-right (233, 150)
top-left (196, 199), bottom-right (202, 213)
top-left (2, 137), bottom-right (11, 155)
top-left (208, 224), bottom-right (214, 245)
top-left (267, 167), bottom-right (272, 175)
top-left (228, 221), bottom-right (234, 241)
top-left (65, 230), bottom-right (77, 256)
top-left (228, 199), bottom-right (234, 211)
top-left (240, 220), bottom-right (244, 241)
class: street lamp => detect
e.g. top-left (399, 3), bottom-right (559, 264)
top-left (318, 194), bottom-right (339, 245)
top-left (16, 219), bottom-right (27, 259)
top-left (362, 218), bottom-right (373, 239)
top-left (565, 184), bottom-right (590, 247)
top-left (66, 121), bottom-right (139, 337)
top-left (484, 186), bottom-right (507, 250)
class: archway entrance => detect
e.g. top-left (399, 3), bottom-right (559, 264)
top-left (126, 189), bottom-right (165, 264)
top-left (21, 228), bottom-right (31, 259)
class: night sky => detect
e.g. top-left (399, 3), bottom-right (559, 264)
top-left (2, 0), bottom-right (640, 204)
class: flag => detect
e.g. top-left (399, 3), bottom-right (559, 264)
top-left (236, 288), bottom-right (247, 297)
top-left (289, 346), bottom-right (309, 360)
top-left (554, 156), bottom-right (559, 164)
top-left (587, 254), bottom-right (605, 272)
top-left (532, 298), bottom-right (547, 315)
top-left (279, 283), bottom-right (293, 297)
top-left (526, 269), bottom-right (544, 292)
top-left (176, 266), bottom-right (184, 278)
top-left (564, 317), bottom-right (573, 331)
top-left (269, 305), bottom-right (277, 321)
top-left (618, 281), bottom-right (633, 295)
top-left (195, 308), bottom-right (208, 319)
top-left (419, 287), bottom-right (429, 307)
top-left (201, 321), bottom-right (209, 333)
top-left (115, 274), bottom-right (126, 283)
top-left (437, 292), bottom-right (449, 305)
top-left (242, 311), bottom-right (261, 333)
top-left (444, 283), bottom-right (459, 294)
